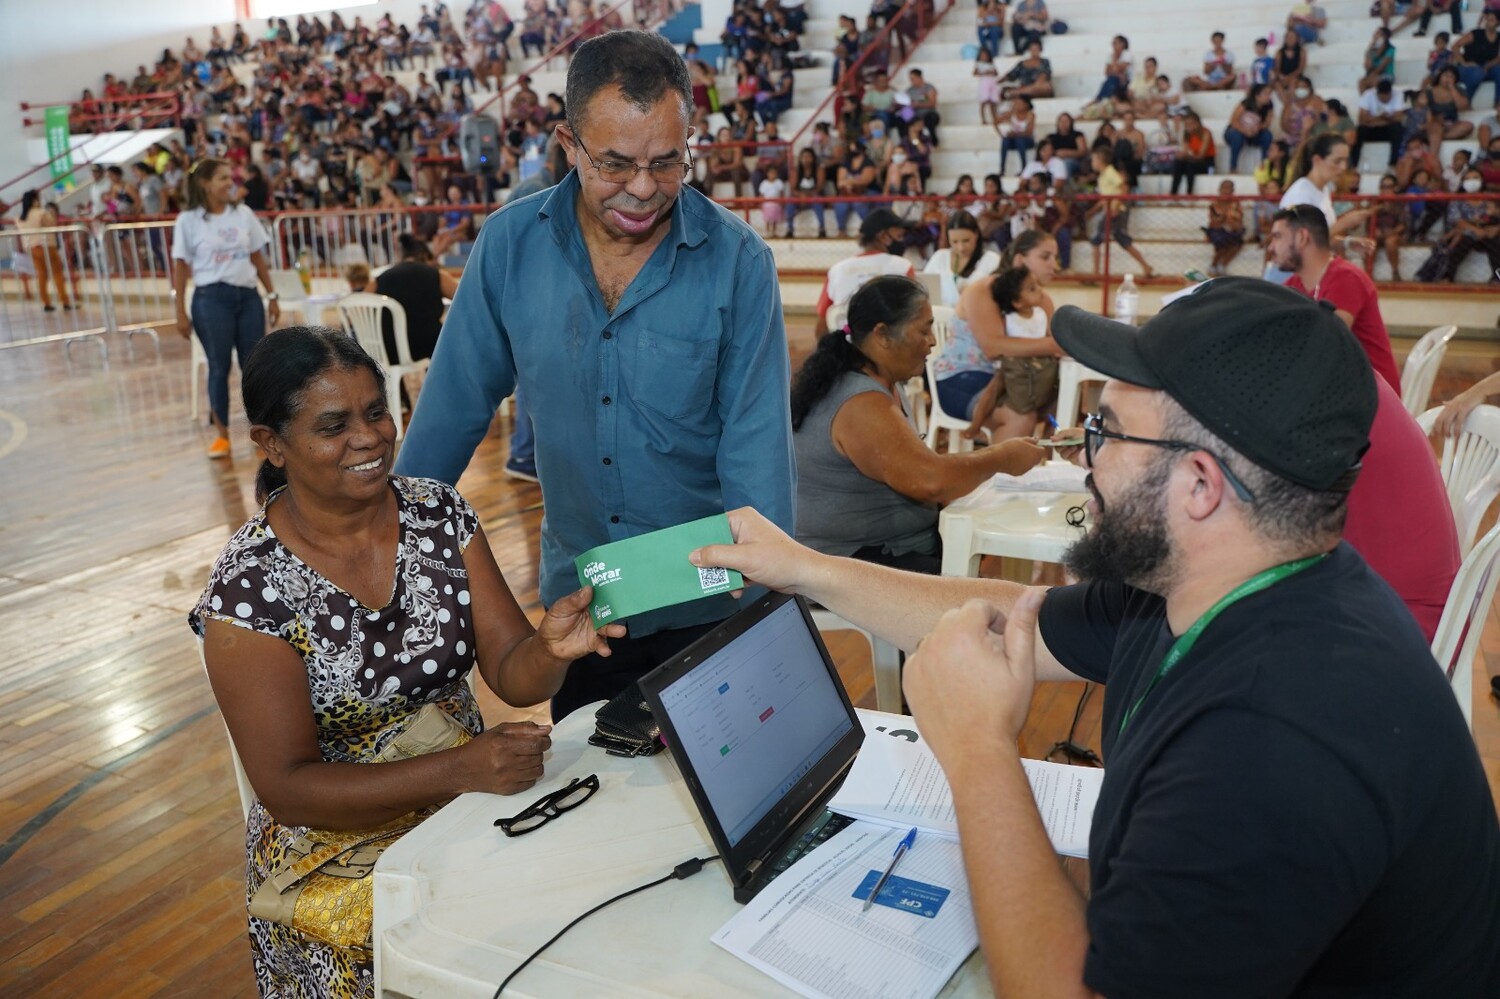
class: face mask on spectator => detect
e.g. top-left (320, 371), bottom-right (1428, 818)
top-left (1463, 178), bottom-right (1484, 192)
top-left (870, 126), bottom-right (885, 138)
top-left (891, 152), bottom-right (908, 165)
top-left (1295, 87), bottom-right (1312, 99)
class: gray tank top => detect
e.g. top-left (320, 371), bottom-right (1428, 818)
top-left (794, 370), bottom-right (939, 557)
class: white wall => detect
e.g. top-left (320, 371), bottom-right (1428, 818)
top-left (0, 1), bottom-right (441, 196)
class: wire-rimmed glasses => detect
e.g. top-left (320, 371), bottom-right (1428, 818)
top-left (493, 774), bottom-right (600, 837)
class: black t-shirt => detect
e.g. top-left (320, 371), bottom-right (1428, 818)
top-left (374, 260), bottom-right (444, 363)
top-left (1038, 543), bottom-right (1500, 998)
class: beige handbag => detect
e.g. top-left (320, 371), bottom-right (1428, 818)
top-left (247, 702), bottom-right (472, 948)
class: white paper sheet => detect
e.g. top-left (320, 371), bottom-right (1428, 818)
top-left (712, 821), bottom-right (978, 999)
top-left (829, 720), bottom-right (1102, 858)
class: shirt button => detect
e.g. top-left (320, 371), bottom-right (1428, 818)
top-left (602, 457), bottom-right (612, 465)
top-left (602, 396), bottom-right (612, 405)
top-left (602, 331), bottom-right (613, 340)
top-left (610, 515), bottom-right (620, 524)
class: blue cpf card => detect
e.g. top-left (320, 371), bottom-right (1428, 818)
top-left (852, 871), bottom-right (951, 918)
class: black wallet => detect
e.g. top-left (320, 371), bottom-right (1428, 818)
top-left (588, 682), bottom-right (664, 757)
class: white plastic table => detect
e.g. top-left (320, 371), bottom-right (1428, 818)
top-left (374, 706), bottom-right (993, 998)
top-left (938, 489), bottom-right (1090, 578)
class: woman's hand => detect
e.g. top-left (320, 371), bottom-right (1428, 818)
top-left (997, 437), bottom-right (1048, 475)
top-left (176, 311), bottom-right (193, 338)
top-left (535, 586), bottom-right (626, 662)
top-left (456, 721), bottom-right (552, 796)
top-left (268, 298), bottom-right (282, 327)
top-left (1433, 378), bottom-right (1496, 437)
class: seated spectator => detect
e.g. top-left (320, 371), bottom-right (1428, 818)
top-left (375, 234), bottom-right (458, 363)
top-left (192, 326), bottom-right (615, 998)
top-left (831, 140), bottom-right (881, 237)
top-left (905, 69), bottom-right (942, 146)
top-left (1445, 146), bottom-right (1474, 189)
top-left (997, 96), bottom-right (1037, 175)
top-left (976, 0), bottom-right (1005, 59)
top-left (1353, 79), bottom-right (1408, 169)
top-left (1406, 166), bottom-right (1445, 241)
top-left (1010, 0), bottom-right (1049, 55)
top-left (924, 210), bottom-right (1002, 306)
top-left (1089, 35), bottom-right (1134, 108)
top-left (1394, 132), bottom-right (1443, 191)
top-left (789, 147), bottom-right (830, 237)
top-left (1360, 26), bottom-right (1399, 92)
top-left (1126, 56), bottom-right (1159, 107)
top-left (1170, 112), bottom-right (1217, 194)
top-left (704, 125), bottom-right (750, 197)
top-left (1425, 67), bottom-right (1476, 148)
top-left (1204, 178), bottom-right (1247, 275)
top-left (954, 265), bottom-right (1065, 440)
top-left (1225, 84), bottom-right (1276, 171)
top-left (1455, 12), bottom-right (1500, 103)
top-left (815, 208), bottom-right (914, 334)
top-left (1045, 113), bottom-right (1088, 176)
top-left (1184, 31), bottom-right (1237, 91)
top-left (861, 70), bottom-right (901, 135)
top-left (933, 230), bottom-right (1063, 437)
top-left (1270, 31), bottom-right (1309, 103)
top-left (429, 184), bottom-right (474, 259)
top-left (1001, 40), bottom-right (1054, 99)
top-left (1280, 75), bottom-right (1327, 148)
top-left (1286, 2), bottom-right (1328, 45)
top-left (756, 65), bottom-right (796, 125)
top-left (792, 275), bottom-right (1045, 573)
top-left (1250, 37), bottom-right (1274, 85)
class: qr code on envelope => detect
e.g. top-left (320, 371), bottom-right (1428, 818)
top-left (697, 566), bottom-right (730, 591)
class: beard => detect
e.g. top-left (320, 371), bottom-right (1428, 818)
top-left (1063, 457), bottom-right (1177, 593)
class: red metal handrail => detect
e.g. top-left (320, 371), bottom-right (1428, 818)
top-left (780, 0), bottom-right (956, 179)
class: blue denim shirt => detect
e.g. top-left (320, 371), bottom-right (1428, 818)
top-left (395, 170), bottom-right (795, 634)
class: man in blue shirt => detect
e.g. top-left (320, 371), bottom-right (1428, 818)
top-left (396, 30), bottom-right (795, 720)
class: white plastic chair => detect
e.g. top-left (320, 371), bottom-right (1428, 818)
top-left (1400, 325), bottom-right (1458, 416)
top-left (1417, 404), bottom-right (1500, 556)
top-left (197, 639), bottom-right (257, 821)
top-left (809, 608), bottom-right (902, 713)
top-left (1430, 518), bottom-right (1500, 730)
top-left (924, 306), bottom-right (979, 453)
top-left (338, 293), bottom-right (430, 441)
top-left (1055, 358), bottom-right (1110, 429)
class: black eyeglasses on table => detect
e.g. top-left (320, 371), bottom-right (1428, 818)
top-left (494, 773), bottom-right (600, 837)
top-left (1082, 413), bottom-right (1256, 504)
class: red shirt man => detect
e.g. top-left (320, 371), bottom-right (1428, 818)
top-left (1343, 377), bottom-right (1459, 640)
top-left (1286, 255), bottom-right (1401, 391)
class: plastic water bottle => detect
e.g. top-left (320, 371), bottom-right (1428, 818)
top-left (1114, 273), bottom-right (1139, 326)
top-left (296, 250), bottom-right (312, 294)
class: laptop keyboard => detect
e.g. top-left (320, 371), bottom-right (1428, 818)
top-left (764, 810), bottom-right (854, 881)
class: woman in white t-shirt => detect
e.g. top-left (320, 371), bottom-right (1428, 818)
top-left (172, 157), bottom-right (281, 459)
top-left (923, 211), bottom-right (1001, 306)
top-left (1267, 133), bottom-right (1373, 281)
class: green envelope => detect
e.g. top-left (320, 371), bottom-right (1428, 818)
top-left (574, 514), bottom-right (744, 627)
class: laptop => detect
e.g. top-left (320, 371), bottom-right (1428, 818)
top-left (638, 592), bottom-right (865, 903)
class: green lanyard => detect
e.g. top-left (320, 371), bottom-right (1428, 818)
top-left (1116, 554), bottom-right (1328, 740)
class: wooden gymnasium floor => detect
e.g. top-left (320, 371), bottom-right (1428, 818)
top-left (1, 319), bottom-right (1498, 997)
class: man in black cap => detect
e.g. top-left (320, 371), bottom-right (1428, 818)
top-left (812, 207), bottom-right (913, 336)
top-left (692, 277), bottom-right (1500, 997)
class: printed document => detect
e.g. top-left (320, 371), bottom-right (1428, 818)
top-left (829, 718), bottom-right (1102, 858)
top-left (712, 821), bottom-right (977, 999)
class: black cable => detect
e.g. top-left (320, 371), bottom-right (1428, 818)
top-left (492, 855), bottom-right (721, 997)
top-left (1047, 682), bottom-right (1102, 767)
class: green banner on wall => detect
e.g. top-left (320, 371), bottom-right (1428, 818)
top-left (44, 105), bottom-right (74, 192)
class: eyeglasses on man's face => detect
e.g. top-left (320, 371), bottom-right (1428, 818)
top-left (573, 135), bottom-right (692, 186)
top-left (494, 773), bottom-right (600, 837)
top-left (1082, 413), bottom-right (1256, 504)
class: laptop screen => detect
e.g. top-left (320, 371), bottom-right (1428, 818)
top-left (653, 596), bottom-right (856, 846)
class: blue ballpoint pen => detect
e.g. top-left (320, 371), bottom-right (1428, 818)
top-left (862, 827), bottom-right (918, 912)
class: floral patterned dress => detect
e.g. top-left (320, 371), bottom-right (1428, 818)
top-left (190, 476), bottom-right (485, 998)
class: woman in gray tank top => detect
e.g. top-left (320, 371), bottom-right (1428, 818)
top-left (791, 275), bottom-right (1046, 574)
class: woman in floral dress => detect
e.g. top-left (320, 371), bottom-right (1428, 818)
top-left (191, 327), bottom-right (621, 997)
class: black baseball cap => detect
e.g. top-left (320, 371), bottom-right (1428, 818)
top-left (1051, 277), bottom-right (1377, 492)
top-left (859, 208), bottom-right (910, 242)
